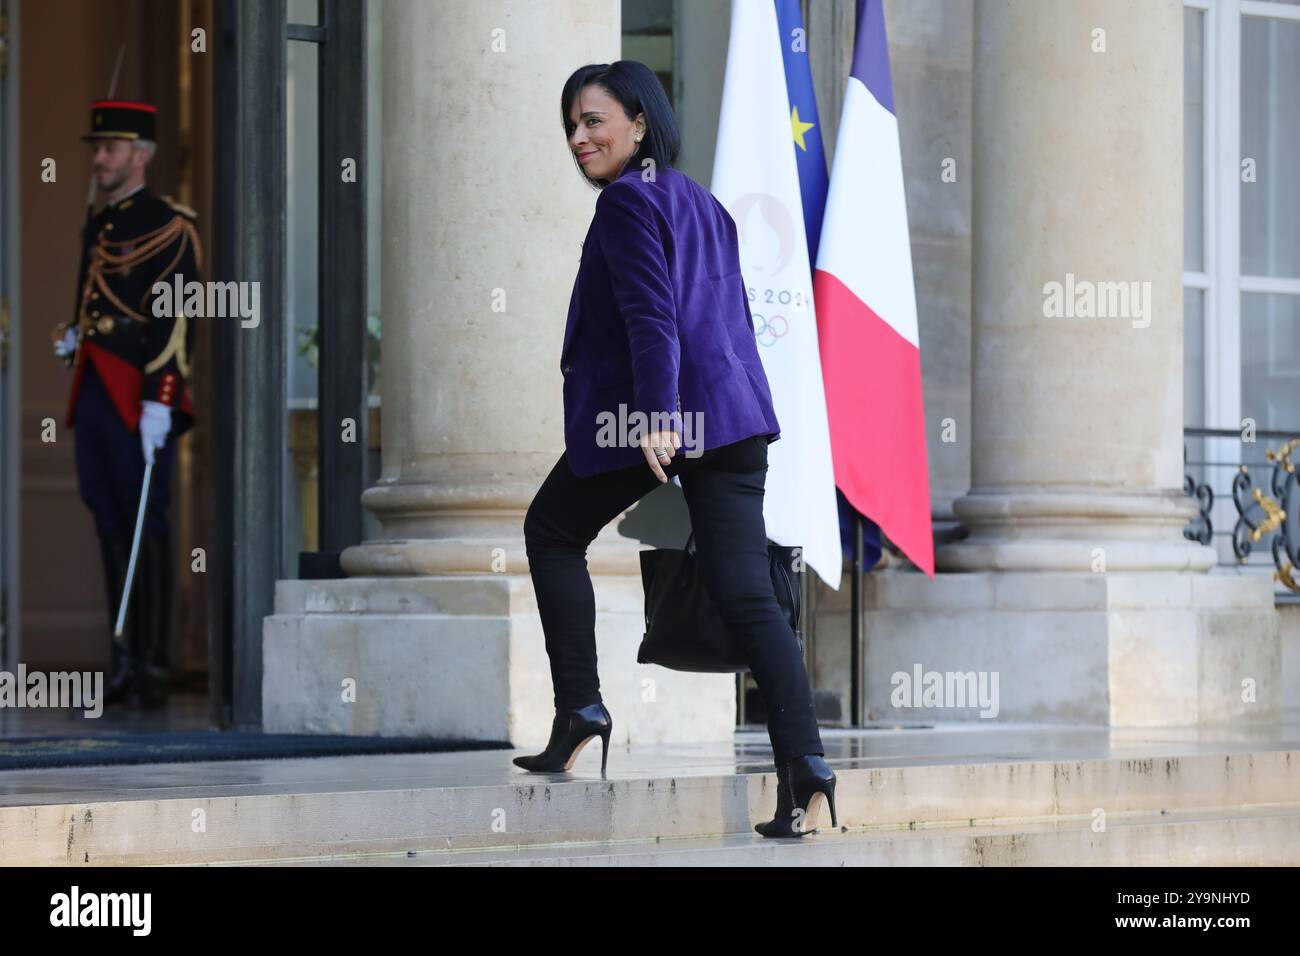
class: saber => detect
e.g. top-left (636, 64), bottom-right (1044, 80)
top-left (67, 43), bottom-right (127, 368)
top-left (85, 43), bottom-right (126, 214)
top-left (113, 460), bottom-right (153, 639)
top-left (90, 42), bottom-right (137, 645)
top-left (89, 43), bottom-right (127, 211)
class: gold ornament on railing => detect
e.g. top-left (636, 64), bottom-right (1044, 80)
top-left (1262, 440), bottom-right (1299, 592)
top-left (1265, 438), bottom-right (1298, 472)
top-left (1248, 487), bottom-right (1284, 543)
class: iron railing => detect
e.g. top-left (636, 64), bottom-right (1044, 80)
top-left (1183, 427), bottom-right (1300, 594)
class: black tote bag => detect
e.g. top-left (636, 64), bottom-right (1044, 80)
top-left (636, 530), bottom-right (804, 673)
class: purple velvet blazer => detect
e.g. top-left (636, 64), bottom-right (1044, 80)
top-left (559, 162), bottom-right (781, 477)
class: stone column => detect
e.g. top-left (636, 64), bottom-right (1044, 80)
top-left (941, 0), bottom-right (1211, 573)
top-left (263, 0), bottom-right (737, 746)
top-left (864, 0), bottom-right (1279, 727)
top-left (341, 0), bottom-right (618, 577)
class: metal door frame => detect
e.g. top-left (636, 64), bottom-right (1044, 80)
top-left (210, 0), bottom-right (366, 729)
top-left (0, 0), bottom-right (22, 674)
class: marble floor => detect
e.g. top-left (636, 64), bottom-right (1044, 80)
top-left (0, 691), bottom-right (213, 736)
top-left (2, 718), bottom-right (1297, 809)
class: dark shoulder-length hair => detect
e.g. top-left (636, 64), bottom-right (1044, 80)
top-left (560, 60), bottom-right (681, 190)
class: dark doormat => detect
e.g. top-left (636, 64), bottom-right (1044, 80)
top-left (0, 731), bottom-right (514, 770)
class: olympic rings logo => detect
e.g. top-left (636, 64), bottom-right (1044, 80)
top-left (748, 287), bottom-right (806, 347)
top-left (751, 312), bottom-right (788, 348)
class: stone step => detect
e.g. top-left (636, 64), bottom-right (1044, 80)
top-left (273, 575), bottom-right (530, 617)
top-left (4, 746), bottom-right (1297, 865)
top-left (262, 573), bottom-right (720, 744)
top-left (270, 804), bottom-right (1300, 867)
top-left (272, 569), bottom-right (646, 617)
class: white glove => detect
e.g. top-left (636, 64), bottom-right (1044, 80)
top-left (139, 400), bottom-right (172, 465)
top-left (53, 327), bottom-right (77, 359)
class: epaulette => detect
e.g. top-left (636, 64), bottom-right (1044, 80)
top-left (161, 195), bottom-right (198, 220)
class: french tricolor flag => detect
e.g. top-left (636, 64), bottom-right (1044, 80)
top-left (813, 0), bottom-right (935, 577)
top-left (712, 0), bottom-right (843, 589)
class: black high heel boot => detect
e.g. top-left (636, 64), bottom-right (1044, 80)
top-left (754, 753), bottom-right (838, 838)
top-left (513, 702), bottom-right (613, 775)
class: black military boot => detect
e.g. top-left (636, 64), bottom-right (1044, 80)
top-left (134, 534), bottom-right (172, 709)
top-left (97, 533), bottom-right (138, 707)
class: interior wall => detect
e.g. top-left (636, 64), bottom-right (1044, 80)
top-left (17, 0), bottom-right (212, 674)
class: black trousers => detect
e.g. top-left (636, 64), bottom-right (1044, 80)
top-left (72, 359), bottom-right (176, 680)
top-left (523, 434), bottom-right (824, 764)
top-left (73, 359), bottom-right (176, 542)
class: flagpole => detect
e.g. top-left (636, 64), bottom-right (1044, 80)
top-left (851, 512), bottom-right (863, 725)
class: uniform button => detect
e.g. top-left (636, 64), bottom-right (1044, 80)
top-left (91, 310), bottom-right (100, 318)
top-left (104, 223), bottom-right (114, 231)
top-left (562, 365), bottom-right (573, 374)
top-left (91, 292), bottom-right (100, 300)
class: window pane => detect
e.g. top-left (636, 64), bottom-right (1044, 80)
top-left (287, 0), bottom-right (318, 26)
top-left (286, 24), bottom-right (319, 561)
top-left (1184, 8), bottom-right (1204, 272)
top-left (1182, 287), bottom-right (1208, 561)
top-left (622, 0), bottom-right (674, 98)
top-left (1241, 15), bottom-right (1300, 278)
top-left (286, 39), bottom-right (319, 408)
top-left (1185, 288), bottom-right (1205, 427)
top-left (1241, 292), bottom-right (1300, 431)
top-left (365, 0), bottom-right (383, 542)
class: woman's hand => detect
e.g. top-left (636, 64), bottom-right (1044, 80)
top-left (640, 428), bottom-right (682, 483)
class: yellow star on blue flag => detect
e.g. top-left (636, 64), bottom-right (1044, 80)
top-left (791, 105), bottom-right (815, 151)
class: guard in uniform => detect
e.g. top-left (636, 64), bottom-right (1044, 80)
top-left (51, 100), bottom-right (201, 708)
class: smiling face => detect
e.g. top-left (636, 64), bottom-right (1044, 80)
top-left (567, 83), bottom-right (646, 183)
